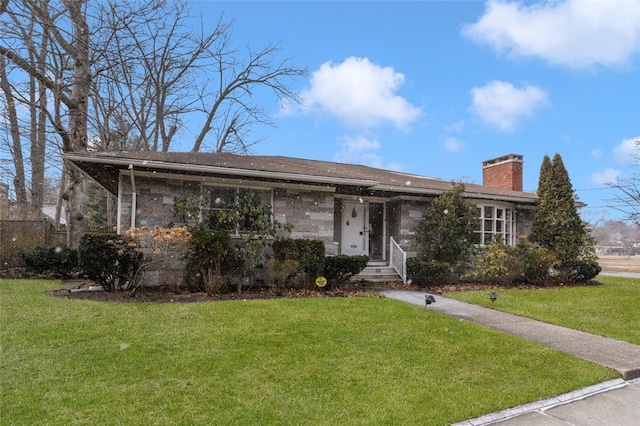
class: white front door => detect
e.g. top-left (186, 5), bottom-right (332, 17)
top-left (341, 201), bottom-right (368, 256)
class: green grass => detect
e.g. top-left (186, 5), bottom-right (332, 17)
top-left (447, 275), bottom-right (640, 345)
top-left (1, 279), bottom-right (616, 425)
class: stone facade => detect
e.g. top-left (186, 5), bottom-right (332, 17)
top-left (273, 188), bottom-right (337, 255)
top-left (393, 198), bottom-right (432, 258)
top-left (115, 171), bottom-right (535, 286)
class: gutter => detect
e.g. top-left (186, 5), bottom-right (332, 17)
top-left (373, 184), bottom-right (537, 204)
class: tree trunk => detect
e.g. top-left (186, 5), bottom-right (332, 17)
top-left (29, 40), bottom-right (49, 213)
top-left (0, 55), bottom-right (28, 207)
top-left (62, 0), bottom-right (91, 248)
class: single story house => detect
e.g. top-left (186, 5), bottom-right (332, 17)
top-left (65, 151), bottom-right (538, 282)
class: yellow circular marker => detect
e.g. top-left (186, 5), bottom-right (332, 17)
top-left (315, 276), bottom-right (327, 288)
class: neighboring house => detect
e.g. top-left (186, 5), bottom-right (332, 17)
top-left (65, 151), bottom-right (537, 282)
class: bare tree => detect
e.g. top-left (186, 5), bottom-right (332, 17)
top-left (191, 40), bottom-right (305, 153)
top-left (608, 140), bottom-right (640, 224)
top-left (0, 55), bottom-right (28, 208)
top-left (1, 0), bottom-right (91, 245)
top-left (2, 0), bottom-right (306, 246)
top-left (90, 0), bottom-right (306, 153)
top-left (0, 4), bottom-right (50, 219)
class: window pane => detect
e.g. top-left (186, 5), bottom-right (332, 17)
top-left (208, 187), bottom-right (236, 210)
top-left (484, 219), bottom-right (494, 231)
top-left (239, 188), bottom-right (271, 207)
top-left (237, 189), bottom-right (273, 231)
top-left (470, 232), bottom-right (482, 245)
top-left (484, 206), bottom-right (493, 218)
top-left (496, 208), bottom-right (503, 219)
top-left (496, 221), bottom-right (503, 232)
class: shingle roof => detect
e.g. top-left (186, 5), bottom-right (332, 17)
top-left (65, 151), bottom-right (538, 204)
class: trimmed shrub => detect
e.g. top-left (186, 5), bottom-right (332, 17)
top-left (571, 259), bottom-right (602, 283)
top-left (78, 233), bottom-right (144, 291)
top-left (415, 183), bottom-right (477, 264)
top-left (512, 240), bottom-right (556, 285)
top-left (406, 258), bottom-right (451, 286)
top-left (463, 239), bottom-right (556, 286)
top-left (462, 240), bottom-right (512, 284)
top-left (185, 225), bottom-right (237, 294)
top-left (272, 238), bottom-right (325, 278)
top-left (265, 258), bottom-right (301, 290)
top-left (555, 259), bottom-right (602, 284)
top-left (18, 245), bottom-right (78, 278)
top-left (323, 255), bottom-right (369, 287)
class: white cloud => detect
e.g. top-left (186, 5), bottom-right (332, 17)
top-left (334, 134), bottom-right (382, 165)
top-left (469, 80), bottom-right (548, 131)
top-left (298, 57), bottom-right (422, 129)
top-left (613, 137), bottom-right (639, 163)
top-left (463, 0), bottom-right (640, 69)
top-left (444, 137), bottom-right (465, 152)
top-left (590, 168), bottom-right (621, 186)
top-left (445, 120), bottom-right (466, 134)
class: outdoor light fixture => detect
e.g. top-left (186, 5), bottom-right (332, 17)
top-left (425, 294), bottom-right (436, 307)
top-left (489, 292), bottom-right (498, 303)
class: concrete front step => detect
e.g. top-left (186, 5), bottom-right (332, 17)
top-left (353, 265), bottom-right (402, 283)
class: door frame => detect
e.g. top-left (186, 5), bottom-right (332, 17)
top-left (339, 198), bottom-right (387, 261)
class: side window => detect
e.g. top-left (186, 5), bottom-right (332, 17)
top-left (473, 205), bottom-right (515, 246)
top-left (204, 187), bottom-right (237, 230)
top-left (203, 186), bottom-right (273, 233)
top-left (237, 189), bottom-right (273, 231)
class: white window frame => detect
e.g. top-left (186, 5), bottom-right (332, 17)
top-left (201, 185), bottom-right (274, 236)
top-left (473, 204), bottom-right (515, 246)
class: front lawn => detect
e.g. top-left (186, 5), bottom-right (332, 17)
top-left (1, 279), bottom-right (616, 425)
top-left (447, 275), bottom-right (640, 345)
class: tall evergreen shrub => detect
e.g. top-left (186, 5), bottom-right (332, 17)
top-left (529, 153), bottom-right (598, 281)
top-left (416, 183), bottom-right (477, 264)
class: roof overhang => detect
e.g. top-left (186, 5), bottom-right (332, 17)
top-left (64, 153), bottom-right (379, 195)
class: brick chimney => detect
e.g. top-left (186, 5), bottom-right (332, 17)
top-left (482, 154), bottom-right (523, 191)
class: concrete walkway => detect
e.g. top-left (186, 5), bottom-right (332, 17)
top-left (379, 290), bottom-right (640, 426)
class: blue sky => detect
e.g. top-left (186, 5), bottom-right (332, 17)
top-left (0, 1), bottom-right (636, 225)
top-left (178, 0), bottom-right (640, 222)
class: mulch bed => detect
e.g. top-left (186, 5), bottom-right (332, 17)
top-left (48, 285), bottom-right (385, 303)
top-left (48, 279), bottom-right (599, 304)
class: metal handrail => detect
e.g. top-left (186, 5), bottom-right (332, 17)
top-left (389, 236), bottom-right (407, 284)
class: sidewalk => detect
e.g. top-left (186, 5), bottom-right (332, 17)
top-left (380, 290), bottom-right (640, 426)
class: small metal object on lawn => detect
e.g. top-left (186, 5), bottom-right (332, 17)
top-left (489, 292), bottom-right (498, 303)
top-left (425, 294), bottom-right (436, 307)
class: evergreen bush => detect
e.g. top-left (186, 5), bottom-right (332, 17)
top-left (406, 258), bottom-right (451, 286)
top-left (264, 258), bottom-right (301, 289)
top-left (415, 183), bottom-right (476, 264)
top-left (323, 255), bottom-right (369, 287)
top-left (78, 233), bottom-right (144, 291)
top-left (529, 153), bottom-right (598, 273)
top-left (185, 225), bottom-right (236, 294)
top-left (272, 238), bottom-right (326, 278)
top-left (18, 245), bottom-right (78, 278)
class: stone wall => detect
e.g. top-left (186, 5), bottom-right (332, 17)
top-left (119, 175), bottom-right (200, 228)
top-left (397, 198), bottom-right (432, 258)
top-left (273, 188), bottom-right (337, 255)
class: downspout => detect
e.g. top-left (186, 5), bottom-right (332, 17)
top-left (128, 164), bottom-right (137, 229)
top-left (117, 177), bottom-right (122, 233)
